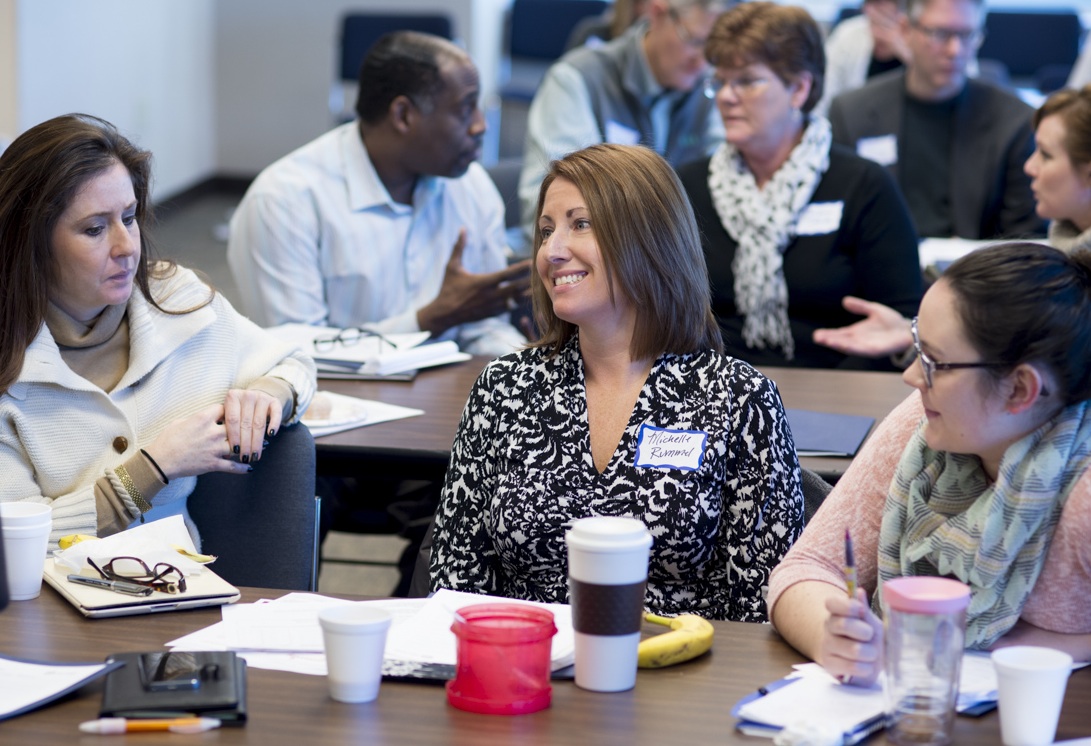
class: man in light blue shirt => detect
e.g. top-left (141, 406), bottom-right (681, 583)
top-left (518, 0), bottom-right (729, 247)
top-left (229, 32), bottom-right (529, 356)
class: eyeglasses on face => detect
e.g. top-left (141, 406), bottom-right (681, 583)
top-left (88, 556), bottom-right (187, 594)
top-left (910, 317), bottom-right (1006, 388)
top-left (313, 327), bottom-right (398, 353)
top-left (910, 20), bottom-right (984, 49)
top-left (667, 7), bottom-right (708, 51)
top-left (703, 73), bottom-right (769, 100)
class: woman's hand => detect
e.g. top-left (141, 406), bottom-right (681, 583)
top-left (142, 403), bottom-right (254, 481)
top-left (222, 388), bottom-right (281, 463)
top-left (812, 296), bottom-right (913, 358)
top-left (819, 588), bottom-right (884, 686)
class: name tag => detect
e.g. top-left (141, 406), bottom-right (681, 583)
top-left (856, 134), bottom-right (898, 166)
top-left (796, 201), bottom-right (844, 236)
top-left (605, 119), bottom-right (641, 146)
top-left (634, 425), bottom-right (706, 471)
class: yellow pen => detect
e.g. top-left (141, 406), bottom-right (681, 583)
top-left (843, 528), bottom-right (857, 599)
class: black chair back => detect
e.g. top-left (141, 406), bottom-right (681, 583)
top-left (339, 12), bottom-right (454, 83)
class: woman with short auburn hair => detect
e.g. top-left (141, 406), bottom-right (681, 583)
top-left (678, 2), bottom-right (922, 369)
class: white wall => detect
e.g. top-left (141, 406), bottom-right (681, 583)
top-left (213, 0), bottom-right (508, 179)
top-left (8, 0), bottom-right (217, 199)
top-left (0, 0), bottom-right (15, 141)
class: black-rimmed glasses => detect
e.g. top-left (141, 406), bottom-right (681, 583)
top-left (910, 317), bottom-right (1006, 388)
top-left (88, 556), bottom-right (187, 594)
top-left (313, 327), bottom-right (398, 353)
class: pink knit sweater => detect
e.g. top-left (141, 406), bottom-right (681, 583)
top-left (768, 391), bottom-right (1091, 635)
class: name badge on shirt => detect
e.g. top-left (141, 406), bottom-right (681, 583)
top-left (605, 119), bottom-right (641, 146)
top-left (795, 201), bottom-right (844, 236)
top-left (856, 134), bottom-right (898, 166)
top-left (634, 425), bottom-right (707, 471)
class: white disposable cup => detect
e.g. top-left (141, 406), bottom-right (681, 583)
top-left (318, 604), bottom-right (392, 703)
top-left (565, 516), bottom-right (652, 692)
top-left (0, 502), bottom-right (52, 601)
top-left (992, 646), bottom-right (1073, 746)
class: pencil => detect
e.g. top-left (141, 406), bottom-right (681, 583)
top-left (843, 529), bottom-right (857, 599)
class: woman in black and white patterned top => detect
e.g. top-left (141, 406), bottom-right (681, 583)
top-left (429, 144), bottom-right (804, 621)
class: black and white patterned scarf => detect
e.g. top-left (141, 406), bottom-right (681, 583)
top-left (707, 116), bottom-right (832, 359)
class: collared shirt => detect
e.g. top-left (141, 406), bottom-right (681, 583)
top-left (517, 22), bottom-right (723, 246)
top-left (228, 122), bottom-right (524, 356)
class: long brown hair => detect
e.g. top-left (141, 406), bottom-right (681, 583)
top-left (530, 144), bottom-right (722, 360)
top-left (0, 113), bottom-right (206, 393)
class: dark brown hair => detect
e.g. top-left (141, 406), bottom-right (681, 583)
top-left (1034, 85), bottom-right (1091, 167)
top-left (530, 144), bottom-right (722, 360)
top-left (704, 2), bottom-right (825, 113)
top-left (944, 242), bottom-right (1091, 406)
top-left (0, 113), bottom-right (202, 393)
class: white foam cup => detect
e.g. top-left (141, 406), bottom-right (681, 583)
top-left (992, 646), bottom-right (1073, 746)
top-left (565, 516), bottom-right (652, 692)
top-left (318, 604), bottom-right (392, 703)
top-left (0, 502), bottom-right (52, 601)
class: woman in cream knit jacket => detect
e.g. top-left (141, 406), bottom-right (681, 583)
top-left (0, 114), bottom-right (316, 549)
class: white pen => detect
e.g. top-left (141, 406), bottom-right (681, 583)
top-left (66, 574), bottom-right (153, 596)
top-left (79, 717), bottom-right (222, 734)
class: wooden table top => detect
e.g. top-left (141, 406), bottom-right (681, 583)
top-left (315, 358), bottom-right (912, 479)
top-left (3, 588), bottom-right (1088, 744)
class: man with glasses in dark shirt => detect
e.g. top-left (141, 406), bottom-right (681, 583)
top-left (827, 0), bottom-right (1044, 240)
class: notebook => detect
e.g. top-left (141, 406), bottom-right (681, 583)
top-left (785, 408), bottom-right (876, 458)
top-left (43, 559), bottom-right (240, 618)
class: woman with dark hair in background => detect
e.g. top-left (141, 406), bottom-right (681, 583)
top-left (430, 144), bottom-right (804, 621)
top-left (677, 2), bottom-right (921, 369)
top-left (771, 242), bottom-right (1091, 680)
top-left (0, 114), bottom-right (315, 549)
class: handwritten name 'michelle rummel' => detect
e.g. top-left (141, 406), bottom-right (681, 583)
top-left (645, 429), bottom-right (699, 460)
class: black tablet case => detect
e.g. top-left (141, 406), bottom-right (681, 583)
top-left (99, 651), bottom-right (247, 724)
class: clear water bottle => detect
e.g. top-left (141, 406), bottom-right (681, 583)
top-left (882, 576), bottom-right (971, 746)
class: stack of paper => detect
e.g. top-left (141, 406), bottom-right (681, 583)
top-left (267, 323), bottom-right (471, 378)
top-left (166, 589), bottom-right (575, 682)
top-left (733, 653), bottom-right (1004, 742)
top-left (300, 391), bottom-right (423, 437)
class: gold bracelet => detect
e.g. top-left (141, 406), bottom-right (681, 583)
top-left (115, 464), bottom-right (152, 514)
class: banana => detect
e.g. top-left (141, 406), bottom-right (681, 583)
top-left (58, 534), bottom-right (99, 550)
top-left (172, 545), bottom-right (217, 564)
top-left (637, 612), bottom-right (715, 669)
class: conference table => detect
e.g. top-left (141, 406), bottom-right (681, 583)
top-left (4, 588), bottom-right (1088, 744)
top-left (314, 356), bottom-right (913, 481)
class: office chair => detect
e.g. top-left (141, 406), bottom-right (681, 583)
top-left (330, 12), bottom-right (455, 123)
top-left (187, 423), bottom-right (318, 591)
top-left (501, 0), bottom-right (610, 104)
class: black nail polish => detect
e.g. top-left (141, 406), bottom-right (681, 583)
top-left (262, 440), bottom-right (269, 448)
top-left (247, 465), bottom-right (254, 473)
top-left (233, 445), bottom-right (240, 455)
top-left (242, 454), bottom-right (249, 464)
top-left (268, 429), bottom-right (276, 438)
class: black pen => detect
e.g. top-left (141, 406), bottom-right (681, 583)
top-left (67, 574), bottom-right (153, 596)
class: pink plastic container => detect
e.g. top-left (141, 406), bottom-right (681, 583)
top-left (446, 603), bottom-right (557, 715)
